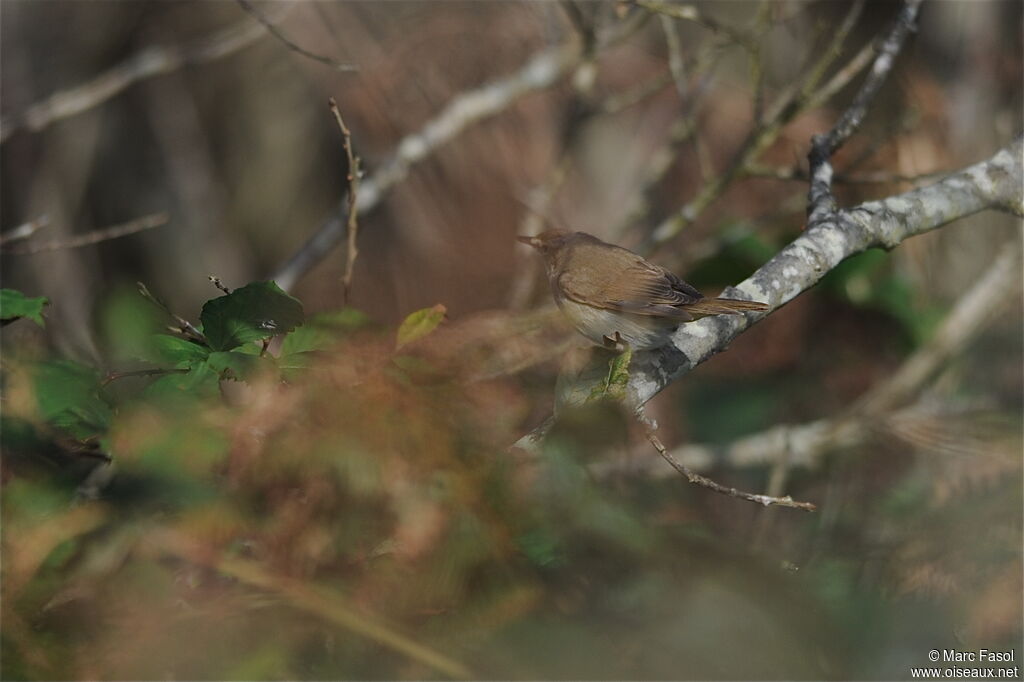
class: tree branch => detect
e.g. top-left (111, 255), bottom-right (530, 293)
top-left (623, 137), bottom-right (1022, 410)
top-left (595, 245), bottom-right (1021, 478)
top-left (268, 14), bottom-right (647, 291)
top-left (0, 11), bottom-right (286, 144)
top-left (515, 137), bottom-right (1022, 453)
top-left (0, 213), bottom-right (168, 254)
top-left (807, 0), bottom-right (922, 225)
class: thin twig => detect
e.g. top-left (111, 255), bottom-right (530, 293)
top-left (235, 0), bottom-right (357, 72)
top-left (137, 281), bottom-right (207, 344)
top-left (599, 71), bottom-right (674, 115)
top-left (1, 213), bottom-right (168, 254)
top-left (209, 276), bottom-right (232, 294)
top-left (643, 419), bottom-right (817, 511)
top-left (0, 11), bottom-right (285, 144)
top-left (636, 0), bottom-right (755, 51)
top-left (328, 98), bottom-right (362, 304)
top-left (101, 368), bottom-right (190, 386)
top-left (0, 216), bottom-right (49, 246)
top-left (748, 2), bottom-right (773, 125)
top-left (744, 163), bottom-right (949, 186)
top-left (658, 15), bottom-right (688, 101)
top-left (614, 36), bottom-right (720, 237)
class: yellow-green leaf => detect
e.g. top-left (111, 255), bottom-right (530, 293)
top-left (395, 304), bottom-right (446, 350)
top-left (587, 347), bottom-right (632, 403)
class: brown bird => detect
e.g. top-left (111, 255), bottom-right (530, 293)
top-left (518, 230), bottom-right (769, 351)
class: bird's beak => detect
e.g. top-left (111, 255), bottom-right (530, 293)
top-left (517, 235), bottom-right (540, 249)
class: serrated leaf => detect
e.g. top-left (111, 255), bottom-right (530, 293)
top-left (395, 304), bottom-right (446, 350)
top-left (587, 347), bottom-right (632, 403)
top-left (200, 281), bottom-right (304, 351)
top-left (148, 334), bottom-right (210, 367)
top-left (1, 288), bottom-right (48, 326)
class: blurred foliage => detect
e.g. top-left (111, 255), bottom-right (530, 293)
top-left (2, 279), bottom-right (1020, 680)
top-left (820, 249), bottom-right (945, 347)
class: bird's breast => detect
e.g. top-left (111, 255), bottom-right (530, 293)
top-left (554, 296), bottom-right (676, 350)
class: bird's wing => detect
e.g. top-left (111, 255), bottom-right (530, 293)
top-left (558, 256), bottom-right (704, 320)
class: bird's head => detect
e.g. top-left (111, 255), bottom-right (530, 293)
top-left (517, 229), bottom-right (575, 261)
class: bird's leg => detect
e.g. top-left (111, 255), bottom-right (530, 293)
top-left (601, 331), bottom-right (625, 352)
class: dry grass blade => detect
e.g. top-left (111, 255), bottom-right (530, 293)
top-left (152, 530), bottom-right (476, 680)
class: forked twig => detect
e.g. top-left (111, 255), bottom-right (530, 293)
top-left (235, 0), bottom-right (357, 72)
top-left (639, 411), bottom-right (816, 511)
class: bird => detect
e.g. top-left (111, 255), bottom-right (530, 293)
top-left (518, 230), bottom-right (769, 351)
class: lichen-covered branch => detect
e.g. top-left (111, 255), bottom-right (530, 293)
top-left (594, 246), bottom-right (1021, 478)
top-left (516, 136), bottom-right (1022, 455)
top-left (623, 137), bottom-right (1023, 410)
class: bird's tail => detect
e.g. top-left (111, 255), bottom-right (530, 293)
top-left (683, 297), bottom-right (769, 317)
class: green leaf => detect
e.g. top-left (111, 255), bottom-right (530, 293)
top-left (395, 303), bottom-right (446, 350)
top-left (200, 281), bottom-right (304, 351)
top-left (143, 362), bottom-right (220, 400)
top-left (516, 527), bottom-right (565, 568)
top-left (280, 308), bottom-right (371, 355)
top-left (280, 325), bottom-right (336, 356)
top-left (31, 360), bottom-right (112, 438)
top-left (1, 288), bottom-right (48, 326)
top-left (100, 286), bottom-right (166, 362)
top-left (148, 334), bottom-right (210, 367)
top-left (587, 347), bottom-right (632, 403)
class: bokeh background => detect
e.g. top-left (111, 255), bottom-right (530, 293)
top-left (2, 1), bottom-right (1021, 680)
